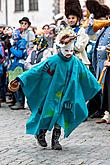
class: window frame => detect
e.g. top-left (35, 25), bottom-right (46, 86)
top-left (15, 0), bottom-right (24, 12)
top-left (29, 0), bottom-right (38, 11)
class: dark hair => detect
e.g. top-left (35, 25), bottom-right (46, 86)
top-left (86, 0), bottom-right (110, 19)
top-left (65, 0), bottom-right (83, 20)
top-left (42, 24), bottom-right (50, 30)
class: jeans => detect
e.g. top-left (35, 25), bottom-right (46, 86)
top-left (14, 86), bottom-right (25, 106)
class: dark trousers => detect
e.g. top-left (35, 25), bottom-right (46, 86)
top-left (0, 66), bottom-right (7, 101)
top-left (87, 90), bottom-right (102, 116)
top-left (14, 86), bottom-right (25, 106)
top-left (0, 77), bottom-right (1, 106)
top-left (102, 68), bottom-right (110, 113)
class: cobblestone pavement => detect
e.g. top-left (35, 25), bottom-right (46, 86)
top-left (0, 103), bottom-right (110, 165)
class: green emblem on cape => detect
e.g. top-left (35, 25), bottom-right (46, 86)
top-left (46, 109), bottom-right (54, 117)
top-left (65, 120), bottom-right (69, 129)
top-left (56, 91), bottom-right (63, 98)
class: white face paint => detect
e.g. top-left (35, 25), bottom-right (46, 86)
top-left (60, 41), bottom-right (74, 58)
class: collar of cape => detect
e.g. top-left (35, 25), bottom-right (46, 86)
top-left (58, 52), bottom-right (73, 62)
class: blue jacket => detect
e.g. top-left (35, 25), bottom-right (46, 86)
top-left (9, 38), bottom-right (27, 71)
top-left (0, 42), bottom-right (4, 76)
top-left (92, 26), bottom-right (110, 80)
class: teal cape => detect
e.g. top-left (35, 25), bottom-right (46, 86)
top-left (18, 53), bottom-right (101, 137)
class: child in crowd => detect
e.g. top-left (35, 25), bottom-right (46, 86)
top-left (9, 28), bottom-right (101, 150)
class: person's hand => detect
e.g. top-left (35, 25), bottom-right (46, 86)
top-left (104, 60), bottom-right (110, 67)
top-left (88, 13), bottom-right (94, 26)
top-left (8, 79), bottom-right (20, 92)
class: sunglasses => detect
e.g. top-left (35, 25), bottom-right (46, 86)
top-left (20, 22), bottom-right (28, 25)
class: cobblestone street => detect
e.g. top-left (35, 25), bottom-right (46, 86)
top-left (0, 103), bottom-right (110, 165)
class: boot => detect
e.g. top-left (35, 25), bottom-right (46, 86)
top-left (35, 130), bottom-right (47, 147)
top-left (51, 128), bottom-right (62, 150)
top-left (90, 110), bottom-right (104, 118)
top-left (10, 102), bottom-right (24, 110)
top-left (8, 102), bottom-right (15, 107)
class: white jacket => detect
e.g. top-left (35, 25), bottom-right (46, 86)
top-left (75, 27), bottom-right (90, 65)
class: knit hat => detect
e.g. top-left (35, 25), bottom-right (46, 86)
top-left (86, 0), bottom-right (110, 19)
top-left (19, 17), bottom-right (31, 26)
top-left (65, 0), bottom-right (82, 20)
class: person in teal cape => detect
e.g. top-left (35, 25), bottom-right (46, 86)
top-left (9, 28), bottom-right (101, 150)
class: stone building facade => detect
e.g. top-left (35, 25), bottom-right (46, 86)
top-left (0, 0), bottom-right (109, 28)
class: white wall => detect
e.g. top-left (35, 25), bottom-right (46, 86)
top-left (0, 0), bottom-right (6, 25)
top-left (0, 0), bottom-right (54, 28)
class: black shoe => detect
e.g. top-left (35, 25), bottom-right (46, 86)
top-left (1, 98), bottom-right (6, 103)
top-left (51, 141), bottom-right (62, 150)
top-left (51, 128), bottom-right (62, 150)
top-left (90, 111), bottom-right (104, 118)
top-left (6, 99), bottom-right (14, 104)
top-left (11, 103), bottom-right (24, 110)
top-left (35, 130), bottom-right (47, 147)
top-left (8, 103), bottom-right (15, 107)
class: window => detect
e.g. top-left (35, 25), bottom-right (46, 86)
top-left (15, 0), bottom-right (24, 12)
top-left (29, 0), bottom-right (38, 11)
top-left (53, 0), bottom-right (60, 15)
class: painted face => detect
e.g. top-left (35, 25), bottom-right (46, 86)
top-left (60, 41), bottom-right (74, 58)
